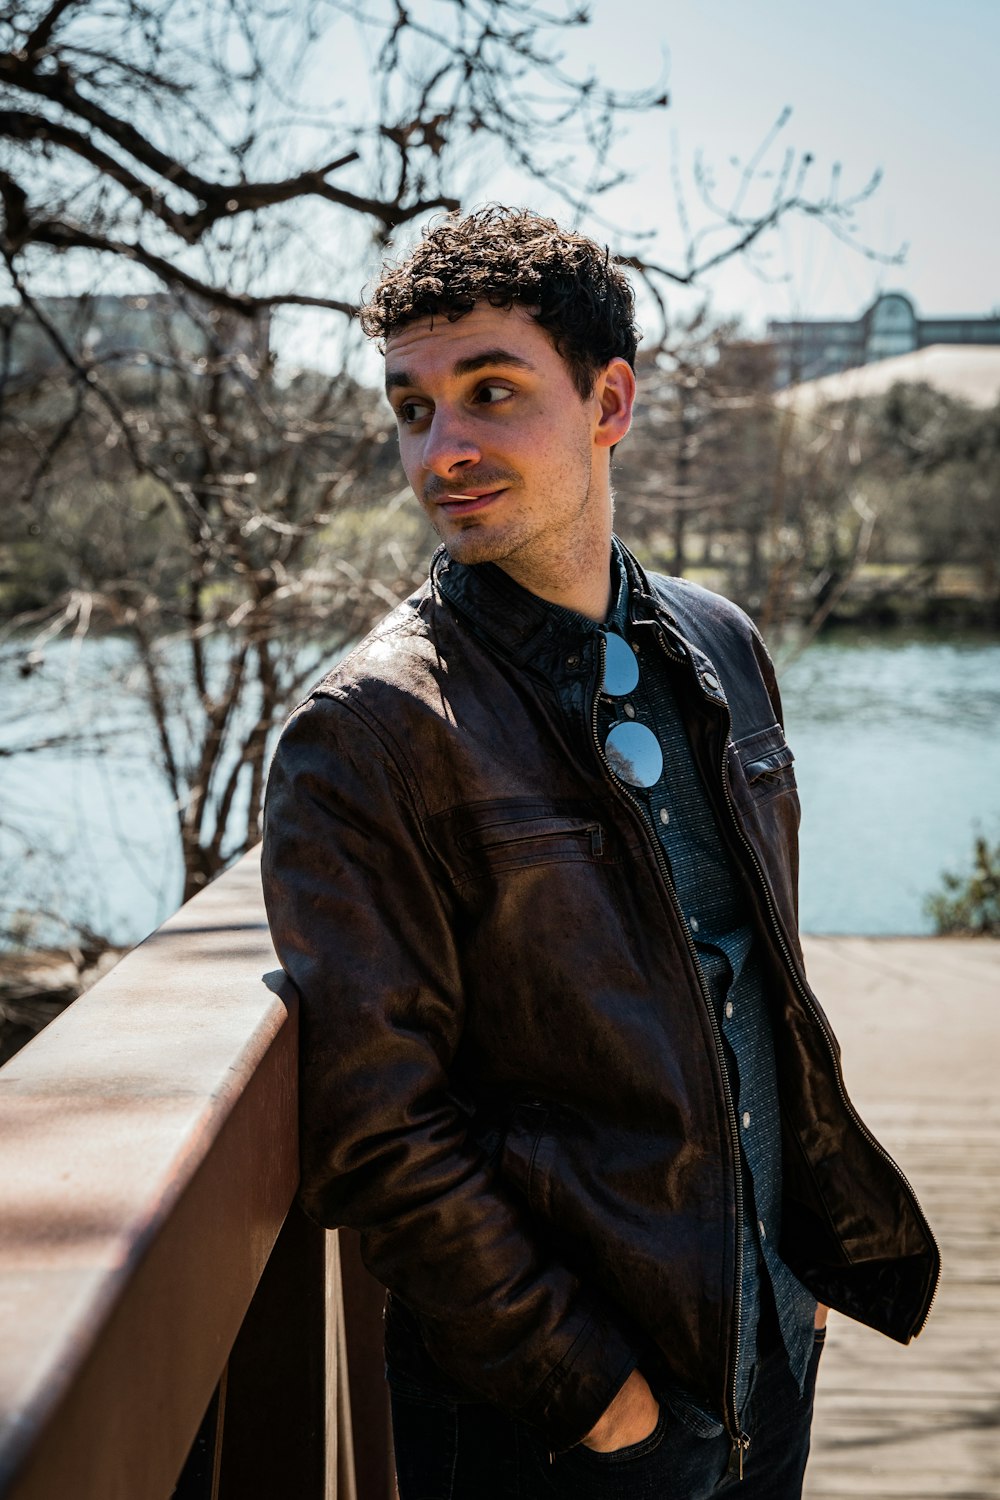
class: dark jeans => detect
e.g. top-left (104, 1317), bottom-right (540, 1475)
top-left (390, 1327), bottom-right (825, 1500)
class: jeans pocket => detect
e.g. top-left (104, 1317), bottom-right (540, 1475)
top-left (567, 1404), bottom-right (668, 1468)
top-left (556, 1405), bottom-right (730, 1500)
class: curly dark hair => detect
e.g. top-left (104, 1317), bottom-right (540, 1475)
top-left (360, 206), bottom-right (639, 399)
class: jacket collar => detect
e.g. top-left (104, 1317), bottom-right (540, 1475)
top-left (431, 538), bottom-right (667, 669)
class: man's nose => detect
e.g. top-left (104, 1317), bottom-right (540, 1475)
top-left (422, 406), bottom-right (481, 478)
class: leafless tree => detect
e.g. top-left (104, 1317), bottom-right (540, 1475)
top-left (616, 318), bottom-right (886, 650)
top-left (617, 313), bottom-right (786, 597)
top-left (0, 0), bottom-right (899, 911)
top-left (0, 0), bottom-right (652, 900)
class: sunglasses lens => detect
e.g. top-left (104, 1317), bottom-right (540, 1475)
top-left (602, 632), bottom-right (640, 696)
top-left (605, 721), bottom-right (663, 788)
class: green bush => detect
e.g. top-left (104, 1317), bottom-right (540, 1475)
top-left (925, 836), bottom-right (1000, 936)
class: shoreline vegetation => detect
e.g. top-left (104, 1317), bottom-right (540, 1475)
top-left (2, 562), bottom-right (998, 635)
top-left (0, 941), bottom-right (125, 1067)
top-left (647, 562), bottom-right (999, 633)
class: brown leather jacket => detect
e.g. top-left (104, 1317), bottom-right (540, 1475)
top-left (261, 542), bottom-right (939, 1451)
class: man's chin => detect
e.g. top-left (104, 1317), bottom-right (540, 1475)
top-left (438, 526), bottom-right (519, 567)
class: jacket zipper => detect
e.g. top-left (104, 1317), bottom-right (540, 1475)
top-left (589, 633), bottom-right (750, 1462)
top-left (668, 626), bottom-right (942, 1339)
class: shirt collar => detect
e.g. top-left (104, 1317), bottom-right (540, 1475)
top-left (432, 537), bottom-right (644, 669)
top-left (605, 539), bottom-right (631, 634)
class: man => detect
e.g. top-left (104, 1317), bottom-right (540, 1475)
top-left (262, 208), bottom-right (938, 1498)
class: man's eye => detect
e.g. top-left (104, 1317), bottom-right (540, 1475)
top-left (474, 384), bottom-right (513, 406)
top-left (398, 399), bottom-right (431, 424)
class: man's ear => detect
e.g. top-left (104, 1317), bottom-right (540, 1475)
top-left (593, 358), bottom-right (636, 449)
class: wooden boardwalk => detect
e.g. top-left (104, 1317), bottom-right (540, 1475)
top-left (801, 937), bottom-right (1000, 1500)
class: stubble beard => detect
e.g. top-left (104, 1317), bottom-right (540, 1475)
top-left (437, 476), bottom-right (606, 601)
top-left (432, 432), bottom-right (603, 586)
top-left (434, 506), bottom-right (533, 567)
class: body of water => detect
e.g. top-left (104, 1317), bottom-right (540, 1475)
top-left (1, 630), bottom-right (998, 946)
top-left (780, 631), bottom-right (999, 934)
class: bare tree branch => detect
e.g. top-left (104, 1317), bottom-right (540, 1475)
top-left (22, 0), bottom-right (82, 59)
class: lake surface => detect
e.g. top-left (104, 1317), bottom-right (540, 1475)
top-left (779, 631), bottom-right (999, 934)
top-left (1, 630), bottom-right (998, 947)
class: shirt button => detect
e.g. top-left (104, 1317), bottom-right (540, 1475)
top-left (624, 702), bottom-right (636, 719)
top-left (566, 653), bottom-right (580, 668)
top-left (659, 807), bottom-right (670, 825)
top-left (758, 1220), bottom-right (767, 1239)
top-left (742, 1110), bottom-right (751, 1129)
top-left (631, 641), bottom-right (641, 654)
top-left (689, 916), bottom-right (699, 932)
top-left (725, 1001), bottom-right (734, 1019)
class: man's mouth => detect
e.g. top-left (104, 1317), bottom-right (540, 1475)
top-left (435, 487), bottom-right (507, 516)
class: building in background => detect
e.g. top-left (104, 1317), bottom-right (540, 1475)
top-left (767, 292), bottom-right (1000, 388)
top-left (1, 293), bottom-right (270, 382)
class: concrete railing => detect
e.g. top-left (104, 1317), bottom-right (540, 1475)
top-left (0, 849), bottom-right (392, 1500)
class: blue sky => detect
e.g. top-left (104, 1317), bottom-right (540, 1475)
top-left (292, 0), bottom-right (997, 369)
top-left (19, 2), bottom-right (995, 358)
top-left (535, 0), bottom-right (999, 332)
top-left (42, 0), bottom-right (983, 367)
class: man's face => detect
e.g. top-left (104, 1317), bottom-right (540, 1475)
top-left (384, 304), bottom-right (627, 584)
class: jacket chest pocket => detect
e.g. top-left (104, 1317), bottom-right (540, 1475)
top-left (433, 800), bottom-right (614, 885)
top-left (728, 723), bottom-right (797, 808)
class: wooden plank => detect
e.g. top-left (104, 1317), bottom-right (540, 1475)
top-left (802, 937), bottom-right (1000, 1500)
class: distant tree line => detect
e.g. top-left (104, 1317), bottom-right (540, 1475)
top-left (615, 318), bottom-right (1000, 640)
top-left (6, 307), bottom-right (998, 634)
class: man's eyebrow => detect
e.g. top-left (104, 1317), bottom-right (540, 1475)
top-left (453, 349), bottom-right (535, 377)
top-left (385, 348), bottom-right (535, 395)
top-left (385, 367), bottom-right (416, 395)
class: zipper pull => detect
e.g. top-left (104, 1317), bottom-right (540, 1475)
top-left (589, 825), bottom-right (604, 857)
top-left (734, 1431), bottom-right (750, 1480)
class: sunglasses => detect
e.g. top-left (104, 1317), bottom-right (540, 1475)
top-left (600, 631), bottom-right (663, 789)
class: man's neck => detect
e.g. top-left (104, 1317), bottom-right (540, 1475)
top-left (493, 522), bottom-right (615, 622)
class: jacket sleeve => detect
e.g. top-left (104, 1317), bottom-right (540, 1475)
top-left (261, 691), bottom-right (638, 1448)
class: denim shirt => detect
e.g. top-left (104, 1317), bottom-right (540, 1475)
top-left (593, 545), bottom-right (815, 1416)
top-left (508, 544), bottom-right (811, 1420)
